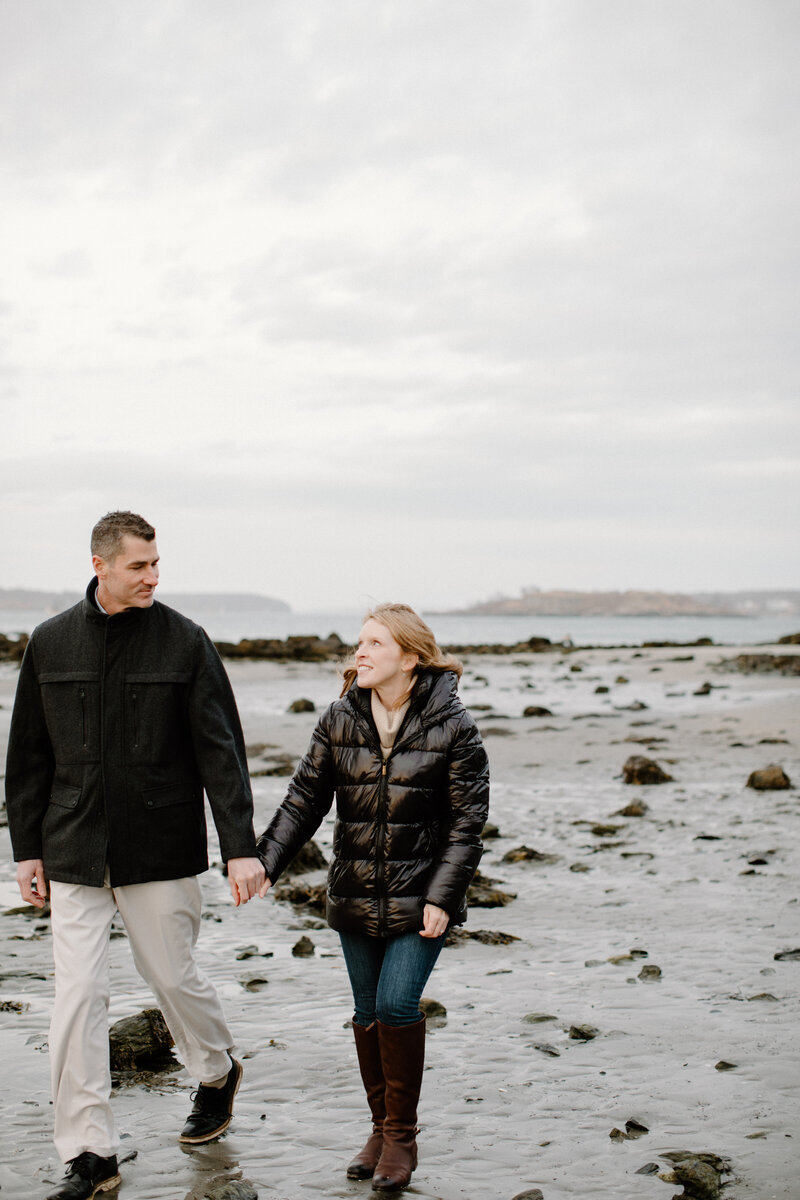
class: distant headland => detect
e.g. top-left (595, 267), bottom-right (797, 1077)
top-left (437, 587), bottom-right (800, 619)
top-left (0, 588), bottom-right (290, 615)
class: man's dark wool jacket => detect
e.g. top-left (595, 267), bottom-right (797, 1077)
top-left (5, 578), bottom-right (258, 887)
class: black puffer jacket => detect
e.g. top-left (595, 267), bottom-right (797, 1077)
top-left (257, 670), bottom-right (489, 937)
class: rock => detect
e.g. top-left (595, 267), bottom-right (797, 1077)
top-left (523, 705), bottom-right (553, 717)
top-left (625, 1117), bottom-right (649, 1138)
top-left (273, 881), bottom-right (327, 915)
top-left (615, 675), bottom-right (629, 684)
top-left (241, 978), bottom-right (269, 992)
top-left (670, 1155), bottom-right (722, 1199)
top-left (482, 821), bottom-right (501, 838)
top-left (635, 1162), bottom-right (660, 1174)
top-left (0, 1000), bottom-right (30, 1013)
top-left (639, 964), bottom-right (662, 981)
top-left (661, 1150), bottom-right (732, 1198)
top-left (292, 935), bottom-right (315, 957)
top-left (284, 839), bottom-right (328, 875)
top-left (777, 632), bottom-right (800, 644)
top-left (480, 726), bottom-right (516, 737)
top-left (522, 1012), bottom-right (557, 1024)
top-left (0, 632), bottom-right (28, 662)
top-left (715, 1061), bottom-right (737, 1070)
top-left (568, 1023), bottom-right (599, 1040)
top-left (215, 633), bottom-right (346, 662)
top-left (287, 697), bottom-right (316, 713)
top-left (511, 1191), bottom-right (544, 1200)
top-left (614, 800), bottom-right (648, 817)
top-left (445, 928), bottom-right (520, 946)
top-left (595, 685), bottom-right (609, 693)
top-left (108, 1008), bottom-right (175, 1071)
top-left (774, 947), bottom-right (800, 961)
top-left (693, 681), bottom-right (713, 695)
top-left (747, 992), bottom-right (777, 1001)
top-left (235, 944), bottom-right (273, 961)
top-left (622, 756), bottom-right (673, 785)
top-left (746, 765), bottom-right (791, 790)
top-left (467, 871), bottom-right (517, 907)
top-left (718, 652), bottom-right (800, 674)
top-left (419, 997), bottom-right (447, 1019)
top-left (533, 1043), bottom-right (560, 1057)
top-left (250, 753), bottom-right (296, 777)
top-left (501, 845), bottom-right (559, 865)
top-left (591, 823), bottom-right (623, 837)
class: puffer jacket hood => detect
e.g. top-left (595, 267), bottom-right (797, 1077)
top-left (257, 669), bottom-right (489, 938)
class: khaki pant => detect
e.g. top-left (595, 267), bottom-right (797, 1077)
top-left (49, 875), bottom-right (233, 1162)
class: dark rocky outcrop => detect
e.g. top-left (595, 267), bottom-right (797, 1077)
top-left (467, 871), bottom-right (517, 907)
top-left (284, 840), bottom-right (328, 875)
top-left (215, 633), bottom-right (347, 662)
top-left (716, 653), bottom-right (800, 676)
top-left (0, 632), bottom-right (28, 662)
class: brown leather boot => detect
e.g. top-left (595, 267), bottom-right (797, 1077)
top-left (347, 1021), bottom-right (387, 1180)
top-left (372, 1015), bottom-right (426, 1192)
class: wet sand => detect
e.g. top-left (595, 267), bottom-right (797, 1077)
top-left (1, 644), bottom-right (799, 1199)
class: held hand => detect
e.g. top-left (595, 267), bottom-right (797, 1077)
top-left (258, 877), bottom-right (272, 899)
top-left (420, 902), bottom-right (449, 939)
top-left (17, 859), bottom-right (48, 908)
top-left (227, 857), bottom-right (266, 906)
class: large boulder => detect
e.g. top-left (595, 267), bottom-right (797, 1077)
top-left (109, 1008), bottom-right (175, 1071)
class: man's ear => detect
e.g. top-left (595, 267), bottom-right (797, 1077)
top-left (92, 554), bottom-right (107, 580)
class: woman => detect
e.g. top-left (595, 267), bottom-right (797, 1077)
top-left (256, 603), bottom-right (489, 1192)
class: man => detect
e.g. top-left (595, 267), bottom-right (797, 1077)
top-left (5, 511), bottom-right (265, 1200)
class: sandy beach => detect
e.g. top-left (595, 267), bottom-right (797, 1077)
top-left (1, 643), bottom-right (799, 1200)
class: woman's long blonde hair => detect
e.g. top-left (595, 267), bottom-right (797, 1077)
top-left (340, 603), bottom-right (463, 696)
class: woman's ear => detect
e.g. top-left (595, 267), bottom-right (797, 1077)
top-left (402, 653), bottom-right (419, 674)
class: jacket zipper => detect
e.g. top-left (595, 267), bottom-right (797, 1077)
top-left (376, 758), bottom-right (389, 932)
top-left (131, 691), bottom-right (138, 748)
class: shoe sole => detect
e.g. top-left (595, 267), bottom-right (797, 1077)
top-left (178, 1060), bottom-right (243, 1145)
top-left (90, 1175), bottom-right (122, 1197)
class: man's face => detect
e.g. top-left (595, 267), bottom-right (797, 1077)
top-left (93, 535), bottom-right (160, 615)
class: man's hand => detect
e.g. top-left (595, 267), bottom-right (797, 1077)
top-left (226, 856), bottom-right (266, 906)
top-left (420, 902), bottom-right (449, 939)
top-left (17, 859), bottom-right (48, 908)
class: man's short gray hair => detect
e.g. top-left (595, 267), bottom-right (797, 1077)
top-left (91, 511), bottom-right (156, 562)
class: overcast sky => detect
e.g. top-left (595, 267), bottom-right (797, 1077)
top-left (1, 0), bottom-right (797, 611)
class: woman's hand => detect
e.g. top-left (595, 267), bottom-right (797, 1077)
top-left (420, 902), bottom-right (449, 938)
top-left (258, 877), bottom-right (272, 898)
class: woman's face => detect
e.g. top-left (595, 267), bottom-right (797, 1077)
top-left (355, 618), bottom-right (417, 690)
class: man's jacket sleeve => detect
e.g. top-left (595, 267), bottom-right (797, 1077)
top-left (187, 628), bottom-right (258, 862)
top-left (5, 638), bottom-right (54, 862)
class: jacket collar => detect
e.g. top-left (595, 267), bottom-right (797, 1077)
top-left (347, 669), bottom-right (459, 726)
top-left (81, 576), bottom-right (150, 628)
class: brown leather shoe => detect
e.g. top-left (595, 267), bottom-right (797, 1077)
top-left (347, 1021), bottom-right (387, 1179)
top-left (372, 1016), bottom-right (426, 1192)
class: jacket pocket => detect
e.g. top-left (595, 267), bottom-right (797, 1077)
top-left (141, 782), bottom-right (198, 811)
top-left (125, 673), bottom-right (192, 758)
top-left (39, 674), bottom-right (100, 761)
top-left (49, 782), bottom-right (81, 809)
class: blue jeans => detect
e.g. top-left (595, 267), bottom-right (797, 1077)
top-left (339, 929), bottom-right (446, 1027)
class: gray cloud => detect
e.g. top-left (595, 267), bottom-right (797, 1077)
top-left (1, 0), bottom-right (798, 606)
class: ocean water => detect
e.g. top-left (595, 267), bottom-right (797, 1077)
top-left (1, 605), bottom-right (797, 648)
